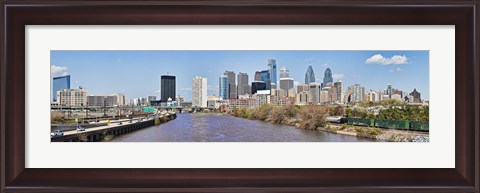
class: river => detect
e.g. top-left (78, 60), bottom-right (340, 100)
top-left (111, 113), bottom-right (374, 142)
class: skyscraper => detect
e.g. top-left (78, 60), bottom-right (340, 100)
top-left (192, 76), bottom-right (207, 107)
top-left (334, 81), bottom-right (343, 103)
top-left (268, 59), bottom-right (277, 86)
top-left (161, 75), bottom-right (176, 102)
top-left (219, 75), bottom-right (229, 100)
top-left (224, 71), bottom-right (237, 99)
top-left (279, 66), bottom-right (289, 78)
top-left (280, 78), bottom-right (295, 97)
top-left (259, 70), bottom-right (271, 90)
top-left (387, 84), bottom-right (392, 99)
top-left (322, 68), bottom-right (333, 88)
top-left (279, 66), bottom-right (294, 97)
top-left (305, 65), bottom-right (315, 84)
top-left (237, 72), bottom-right (250, 96)
top-left (308, 82), bottom-right (320, 104)
top-left (52, 75), bottom-right (71, 101)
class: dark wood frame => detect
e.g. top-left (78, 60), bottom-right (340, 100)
top-left (1, 0), bottom-right (479, 192)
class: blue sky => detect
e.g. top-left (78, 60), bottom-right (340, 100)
top-left (51, 50), bottom-right (429, 101)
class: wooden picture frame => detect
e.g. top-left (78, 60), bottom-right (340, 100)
top-left (1, 0), bottom-right (478, 192)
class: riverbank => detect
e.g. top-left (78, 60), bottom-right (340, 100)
top-left (229, 105), bottom-right (429, 142)
top-left (321, 124), bottom-right (429, 142)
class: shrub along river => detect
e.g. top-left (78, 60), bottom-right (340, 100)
top-left (111, 113), bottom-right (374, 142)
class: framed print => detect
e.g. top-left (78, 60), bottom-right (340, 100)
top-left (1, 0), bottom-right (479, 192)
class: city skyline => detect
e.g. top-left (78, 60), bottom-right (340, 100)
top-left (51, 50), bottom-right (429, 101)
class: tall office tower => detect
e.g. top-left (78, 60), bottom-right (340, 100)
top-left (251, 81), bottom-right (267, 94)
top-left (322, 68), bottom-right (333, 88)
top-left (308, 83), bottom-right (320, 104)
top-left (52, 75), bottom-right (71, 101)
top-left (279, 66), bottom-right (289, 78)
top-left (297, 83), bottom-right (309, 93)
top-left (259, 70), bottom-right (271, 90)
top-left (279, 78), bottom-right (295, 97)
top-left (387, 84), bottom-right (392, 99)
top-left (219, 75), bottom-right (229, 100)
top-left (333, 81), bottom-right (343, 103)
top-left (192, 76), bottom-right (208, 107)
top-left (254, 71), bottom-right (261, 81)
top-left (161, 75), bottom-right (176, 102)
top-left (224, 71), bottom-right (237, 99)
top-left (305, 65), bottom-right (316, 84)
top-left (268, 59), bottom-right (277, 85)
top-left (278, 66), bottom-right (294, 97)
top-left (237, 72), bottom-right (250, 96)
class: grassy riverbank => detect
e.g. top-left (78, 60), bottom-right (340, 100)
top-left (229, 104), bottom-right (429, 142)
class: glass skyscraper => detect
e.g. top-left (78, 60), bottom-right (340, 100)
top-left (259, 70), bottom-right (271, 90)
top-left (322, 68), bottom-right (333, 88)
top-left (305, 65), bottom-right (315, 84)
top-left (219, 75), bottom-right (229, 100)
top-left (161, 75), bottom-right (176, 101)
top-left (268, 59), bottom-right (277, 86)
top-left (52, 75), bottom-right (70, 101)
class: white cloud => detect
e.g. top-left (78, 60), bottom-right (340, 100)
top-left (180, 88), bottom-right (192, 91)
top-left (332, 73), bottom-right (344, 80)
top-left (365, 54), bottom-right (409, 65)
top-left (396, 67), bottom-right (404, 72)
top-left (50, 65), bottom-right (68, 77)
top-left (322, 63), bottom-right (329, 67)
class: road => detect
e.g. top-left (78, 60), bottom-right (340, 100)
top-left (59, 117), bottom-right (155, 136)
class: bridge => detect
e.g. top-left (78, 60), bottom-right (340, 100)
top-left (51, 113), bottom-right (177, 142)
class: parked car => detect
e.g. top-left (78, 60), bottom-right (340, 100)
top-left (76, 126), bottom-right (85, 132)
top-left (50, 130), bottom-right (64, 137)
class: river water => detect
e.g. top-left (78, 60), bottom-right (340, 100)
top-left (111, 113), bottom-right (374, 142)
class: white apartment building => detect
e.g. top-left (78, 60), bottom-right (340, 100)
top-left (192, 76), bottom-right (208, 107)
